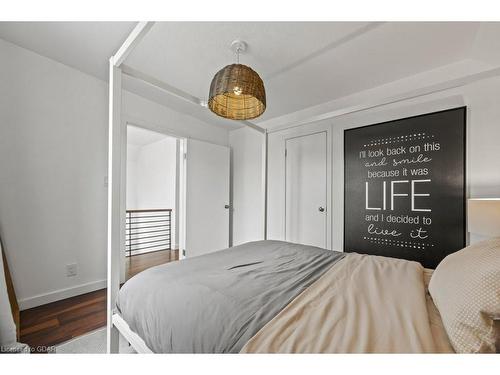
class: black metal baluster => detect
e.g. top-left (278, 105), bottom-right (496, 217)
top-left (125, 209), bottom-right (173, 257)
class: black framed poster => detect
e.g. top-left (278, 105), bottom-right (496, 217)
top-left (344, 107), bottom-right (466, 269)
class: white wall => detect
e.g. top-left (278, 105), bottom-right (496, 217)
top-left (0, 38), bottom-right (228, 309)
top-left (126, 143), bottom-right (140, 209)
top-left (230, 74), bottom-right (500, 251)
top-left (127, 136), bottom-right (178, 248)
top-left (122, 91), bottom-right (228, 148)
top-left (228, 127), bottom-right (264, 246)
top-left (135, 137), bottom-right (177, 210)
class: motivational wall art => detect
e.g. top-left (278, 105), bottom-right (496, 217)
top-left (344, 107), bottom-right (466, 268)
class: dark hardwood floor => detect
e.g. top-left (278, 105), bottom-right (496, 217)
top-left (126, 249), bottom-right (178, 279)
top-left (20, 249), bottom-right (178, 353)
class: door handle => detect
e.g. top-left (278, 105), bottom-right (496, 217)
top-left (224, 204), bottom-right (230, 209)
top-left (318, 206), bottom-right (325, 212)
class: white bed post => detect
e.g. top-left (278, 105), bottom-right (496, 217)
top-left (107, 21), bottom-right (155, 354)
top-left (107, 60), bottom-right (122, 354)
top-left (262, 130), bottom-right (268, 240)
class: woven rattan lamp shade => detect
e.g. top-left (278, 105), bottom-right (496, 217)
top-left (208, 64), bottom-right (266, 120)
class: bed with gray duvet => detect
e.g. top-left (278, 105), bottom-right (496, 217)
top-left (116, 240), bottom-right (344, 353)
top-left (116, 239), bottom-right (457, 353)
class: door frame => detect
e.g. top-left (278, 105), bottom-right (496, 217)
top-left (120, 120), bottom-right (187, 282)
top-left (280, 124), bottom-right (333, 250)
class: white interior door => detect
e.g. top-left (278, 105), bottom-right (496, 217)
top-left (285, 131), bottom-right (328, 248)
top-left (185, 139), bottom-right (230, 257)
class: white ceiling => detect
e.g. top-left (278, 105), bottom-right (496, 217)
top-left (127, 125), bottom-right (169, 147)
top-left (126, 22), bottom-right (482, 122)
top-left (0, 22), bottom-right (136, 79)
top-left (1, 21), bottom-right (498, 130)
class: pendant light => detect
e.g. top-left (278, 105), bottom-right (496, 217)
top-left (208, 40), bottom-right (266, 120)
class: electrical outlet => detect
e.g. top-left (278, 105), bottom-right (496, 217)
top-left (66, 263), bottom-right (78, 277)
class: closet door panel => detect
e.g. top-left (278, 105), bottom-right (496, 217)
top-left (285, 131), bottom-right (328, 248)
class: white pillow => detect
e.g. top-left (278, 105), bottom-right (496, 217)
top-left (429, 237), bottom-right (500, 353)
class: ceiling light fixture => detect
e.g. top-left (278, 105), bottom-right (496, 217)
top-left (208, 40), bottom-right (266, 121)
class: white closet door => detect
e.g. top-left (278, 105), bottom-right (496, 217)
top-left (185, 139), bottom-right (230, 257)
top-left (285, 131), bottom-right (327, 248)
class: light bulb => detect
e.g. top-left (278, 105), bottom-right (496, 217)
top-left (233, 86), bottom-right (242, 96)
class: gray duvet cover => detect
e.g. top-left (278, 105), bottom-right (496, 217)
top-left (116, 240), bottom-right (344, 353)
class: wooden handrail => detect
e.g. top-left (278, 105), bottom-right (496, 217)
top-left (126, 208), bottom-right (172, 213)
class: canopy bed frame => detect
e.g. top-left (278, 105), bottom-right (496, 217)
top-left (106, 22), bottom-right (500, 354)
top-left (106, 22), bottom-right (269, 353)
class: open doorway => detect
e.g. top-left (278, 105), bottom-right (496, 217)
top-left (125, 124), bottom-right (182, 280)
top-left (121, 124), bottom-right (230, 282)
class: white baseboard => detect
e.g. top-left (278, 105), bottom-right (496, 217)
top-left (19, 279), bottom-right (107, 310)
